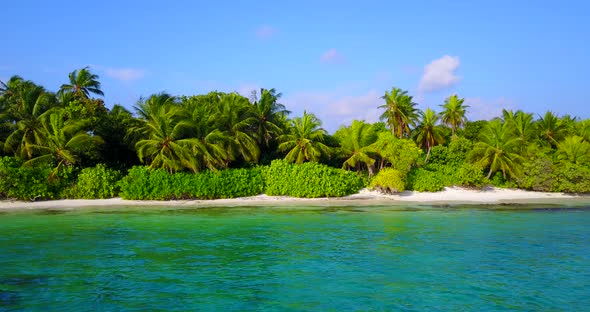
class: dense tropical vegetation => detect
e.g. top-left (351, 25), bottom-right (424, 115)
top-left (1, 67), bottom-right (589, 200)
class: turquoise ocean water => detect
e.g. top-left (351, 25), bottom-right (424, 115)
top-left (0, 205), bottom-right (589, 311)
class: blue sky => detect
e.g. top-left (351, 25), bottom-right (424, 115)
top-left (1, 0), bottom-right (589, 132)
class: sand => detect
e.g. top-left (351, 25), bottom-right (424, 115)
top-left (0, 187), bottom-right (588, 210)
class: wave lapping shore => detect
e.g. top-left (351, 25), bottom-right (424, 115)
top-left (1, 187), bottom-right (589, 210)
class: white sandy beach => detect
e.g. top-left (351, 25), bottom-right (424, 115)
top-left (0, 187), bottom-right (588, 210)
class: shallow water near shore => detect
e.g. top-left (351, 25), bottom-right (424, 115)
top-left (1, 205), bottom-right (589, 311)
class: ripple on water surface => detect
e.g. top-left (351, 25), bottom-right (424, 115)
top-left (0, 205), bottom-right (589, 311)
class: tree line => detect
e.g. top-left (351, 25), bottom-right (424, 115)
top-left (1, 67), bottom-right (589, 197)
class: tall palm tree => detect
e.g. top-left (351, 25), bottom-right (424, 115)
top-left (181, 100), bottom-right (229, 171)
top-left (251, 88), bottom-right (290, 147)
top-left (413, 108), bottom-right (445, 162)
top-left (214, 93), bottom-right (260, 164)
top-left (1, 76), bottom-right (26, 102)
top-left (4, 84), bottom-right (58, 159)
top-left (94, 104), bottom-right (142, 169)
top-left (135, 105), bottom-right (197, 173)
top-left (440, 94), bottom-right (469, 138)
top-left (576, 119), bottom-right (590, 142)
top-left (24, 109), bottom-right (101, 178)
top-left (379, 87), bottom-right (418, 138)
top-left (556, 136), bottom-right (590, 164)
top-left (134, 92), bottom-right (176, 120)
top-left (470, 120), bottom-right (524, 179)
top-left (536, 111), bottom-right (569, 148)
top-left (334, 120), bottom-right (378, 173)
top-left (511, 110), bottom-right (535, 142)
top-left (59, 67), bottom-right (104, 98)
top-left (502, 109), bottom-right (535, 152)
top-left (278, 111), bottom-right (331, 163)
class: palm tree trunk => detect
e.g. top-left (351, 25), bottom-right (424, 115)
top-left (425, 147), bottom-right (431, 163)
top-left (487, 167), bottom-right (493, 179)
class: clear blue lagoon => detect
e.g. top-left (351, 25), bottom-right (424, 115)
top-left (1, 205), bottom-right (589, 311)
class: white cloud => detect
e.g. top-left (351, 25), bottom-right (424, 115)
top-left (464, 97), bottom-right (516, 121)
top-left (104, 67), bottom-right (145, 82)
top-left (283, 89), bottom-right (382, 132)
top-left (256, 25), bottom-right (276, 39)
top-left (418, 55), bottom-right (461, 92)
top-left (320, 48), bottom-right (345, 64)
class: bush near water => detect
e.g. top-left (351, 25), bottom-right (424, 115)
top-left (263, 160), bottom-right (367, 198)
top-left (118, 166), bottom-right (265, 200)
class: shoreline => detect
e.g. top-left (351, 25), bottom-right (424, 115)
top-left (1, 187), bottom-right (589, 211)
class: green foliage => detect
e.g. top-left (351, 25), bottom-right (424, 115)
top-left (551, 162), bottom-right (590, 193)
top-left (119, 166), bottom-right (264, 200)
top-left (462, 120), bottom-right (488, 142)
top-left (334, 120), bottom-right (378, 172)
top-left (440, 94), bottom-right (468, 137)
top-left (454, 163), bottom-right (487, 187)
top-left (490, 172), bottom-right (518, 188)
top-left (372, 132), bottom-right (422, 173)
top-left (407, 162), bottom-right (486, 192)
top-left (263, 160), bottom-right (366, 197)
top-left (414, 108), bottom-right (445, 160)
top-left (379, 87), bottom-right (419, 138)
top-left (428, 137), bottom-right (473, 166)
top-left (0, 156), bottom-right (73, 200)
top-left (278, 111), bottom-right (331, 164)
top-left (470, 119), bottom-right (524, 179)
top-left (369, 168), bottom-right (406, 193)
top-left (515, 156), bottom-right (554, 192)
top-left (406, 168), bottom-right (444, 192)
top-left (68, 164), bottom-right (122, 199)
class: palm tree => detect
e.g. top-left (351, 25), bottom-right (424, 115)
top-left (556, 136), bottom-right (590, 164)
top-left (502, 109), bottom-right (535, 152)
top-left (379, 87), bottom-right (418, 138)
top-left (181, 100), bottom-right (229, 171)
top-left (94, 104), bottom-right (142, 169)
top-left (334, 120), bottom-right (378, 173)
top-left (135, 105), bottom-right (197, 173)
top-left (536, 111), bottom-right (569, 147)
top-left (278, 111), bottom-right (331, 163)
top-left (4, 84), bottom-right (58, 159)
top-left (24, 109), bottom-right (101, 178)
top-left (413, 108), bottom-right (445, 162)
top-left (470, 120), bottom-right (524, 179)
top-left (59, 67), bottom-right (104, 98)
top-left (134, 92), bottom-right (177, 120)
top-left (0, 76), bottom-right (26, 102)
top-left (251, 88), bottom-right (290, 147)
top-left (214, 93), bottom-right (260, 164)
top-left (440, 94), bottom-right (469, 138)
top-left (576, 119), bottom-right (590, 142)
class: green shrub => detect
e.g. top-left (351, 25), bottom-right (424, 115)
top-left (516, 156), bottom-right (554, 191)
top-left (428, 138), bottom-right (473, 167)
top-left (490, 172), bottom-right (517, 188)
top-left (68, 164), bottom-right (122, 199)
top-left (454, 163), bottom-right (487, 187)
top-left (263, 160), bottom-right (366, 198)
top-left (551, 162), bottom-right (590, 193)
top-left (0, 156), bottom-right (74, 201)
top-left (406, 168), bottom-right (444, 192)
top-left (418, 162), bottom-right (486, 189)
top-left (369, 168), bottom-right (406, 193)
top-left (118, 166), bottom-right (265, 200)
